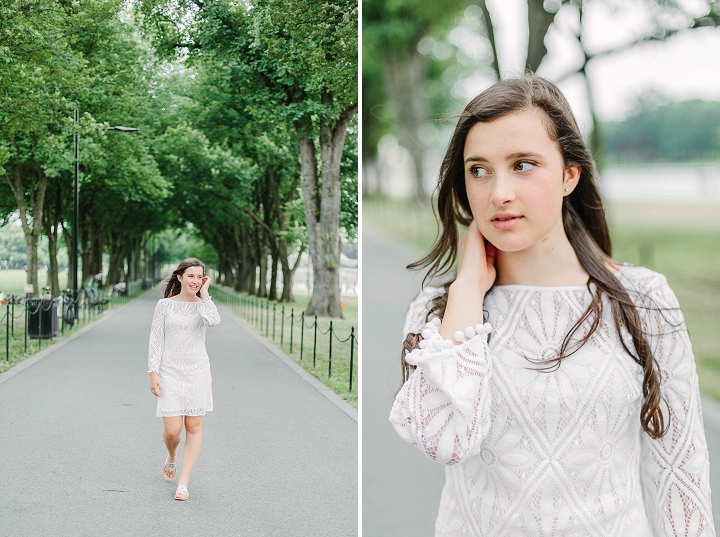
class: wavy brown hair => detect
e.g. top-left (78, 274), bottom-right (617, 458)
top-left (402, 75), bottom-right (668, 439)
top-left (164, 258), bottom-right (206, 299)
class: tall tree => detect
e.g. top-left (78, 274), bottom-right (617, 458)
top-left (139, 0), bottom-right (358, 317)
top-left (363, 0), bottom-right (468, 202)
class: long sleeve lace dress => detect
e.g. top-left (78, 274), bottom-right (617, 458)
top-left (390, 264), bottom-right (714, 537)
top-left (148, 297), bottom-right (221, 417)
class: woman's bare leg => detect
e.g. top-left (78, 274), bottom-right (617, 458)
top-left (178, 415), bottom-right (203, 486)
top-left (163, 416), bottom-right (183, 463)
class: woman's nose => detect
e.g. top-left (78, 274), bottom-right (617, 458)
top-left (490, 172), bottom-right (516, 206)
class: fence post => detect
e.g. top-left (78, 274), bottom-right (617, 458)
top-left (266, 302), bottom-right (270, 337)
top-left (11, 298), bottom-right (15, 337)
top-left (349, 326), bottom-right (355, 392)
top-left (5, 302), bottom-right (9, 364)
top-left (313, 315), bottom-right (317, 368)
top-left (24, 294), bottom-right (28, 354)
top-left (273, 304), bottom-right (276, 340)
top-left (38, 299), bottom-right (42, 350)
top-left (328, 320), bottom-right (333, 377)
top-left (281, 306), bottom-right (285, 346)
top-left (290, 309), bottom-right (294, 353)
top-left (300, 312), bottom-right (305, 360)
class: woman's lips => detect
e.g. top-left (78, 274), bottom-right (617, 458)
top-left (491, 215), bottom-right (522, 230)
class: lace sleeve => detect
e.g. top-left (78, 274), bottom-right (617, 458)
top-left (389, 289), bottom-right (493, 465)
top-left (199, 297), bottom-right (220, 327)
top-left (148, 300), bottom-right (166, 373)
top-left (635, 274), bottom-right (715, 536)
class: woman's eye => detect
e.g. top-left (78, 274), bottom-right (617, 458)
top-left (470, 166), bottom-right (488, 178)
top-left (516, 161), bottom-right (536, 172)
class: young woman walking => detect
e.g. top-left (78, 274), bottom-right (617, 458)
top-left (390, 75), bottom-right (714, 536)
top-left (148, 258), bottom-right (220, 500)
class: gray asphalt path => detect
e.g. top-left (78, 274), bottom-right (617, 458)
top-left (362, 228), bottom-right (720, 536)
top-left (0, 289), bottom-right (357, 537)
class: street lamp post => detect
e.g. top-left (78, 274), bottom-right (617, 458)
top-left (72, 110), bottom-right (139, 310)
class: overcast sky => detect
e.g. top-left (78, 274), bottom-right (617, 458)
top-left (486, 0), bottom-right (720, 128)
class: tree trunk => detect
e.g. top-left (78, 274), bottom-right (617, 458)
top-left (297, 97), bottom-right (357, 318)
top-left (106, 231), bottom-right (124, 285)
top-left (42, 178), bottom-right (63, 296)
top-left (4, 156), bottom-right (48, 296)
top-left (280, 244), bottom-right (304, 304)
top-left (477, 0), bottom-right (500, 79)
top-left (269, 250), bottom-right (278, 301)
top-left (62, 225), bottom-right (74, 289)
top-left (81, 217), bottom-right (103, 286)
top-left (382, 52), bottom-right (428, 203)
top-left (257, 245), bottom-right (268, 298)
top-left (42, 218), bottom-right (60, 296)
top-left (526, 0), bottom-right (556, 73)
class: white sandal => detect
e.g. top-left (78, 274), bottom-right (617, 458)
top-left (163, 456), bottom-right (176, 481)
top-left (174, 484), bottom-right (189, 501)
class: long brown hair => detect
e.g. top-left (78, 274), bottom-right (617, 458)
top-left (403, 75), bottom-right (668, 439)
top-left (164, 258), bottom-right (206, 298)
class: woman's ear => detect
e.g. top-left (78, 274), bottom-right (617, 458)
top-left (563, 165), bottom-right (581, 195)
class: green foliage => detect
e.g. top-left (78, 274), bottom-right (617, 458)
top-left (602, 99), bottom-right (720, 163)
top-left (0, 225), bottom-right (26, 264)
top-left (362, 0), bottom-right (470, 159)
top-left (2, 0), bottom-right (356, 302)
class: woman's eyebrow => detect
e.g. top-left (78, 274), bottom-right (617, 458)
top-left (464, 151), bottom-right (543, 164)
top-left (506, 151), bottom-right (542, 161)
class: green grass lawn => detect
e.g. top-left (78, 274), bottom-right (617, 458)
top-left (0, 269), bottom-right (69, 297)
top-left (212, 286), bottom-right (358, 408)
top-left (365, 196), bottom-right (720, 402)
top-left (0, 278), bottom-right (145, 374)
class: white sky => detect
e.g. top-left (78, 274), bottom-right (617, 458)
top-left (486, 0), bottom-right (720, 126)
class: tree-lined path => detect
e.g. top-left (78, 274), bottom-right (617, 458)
top-left (0, 290), bottom-right (357, 536)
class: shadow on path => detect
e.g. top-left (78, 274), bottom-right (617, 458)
top-left (0, 288), bottom-right (357, 536)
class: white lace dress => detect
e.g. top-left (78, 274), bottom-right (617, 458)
top-left (147, 297), bottom-right (221, 417)
top-left (390, 265), bottom-right (714, 536)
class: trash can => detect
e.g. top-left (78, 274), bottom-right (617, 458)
top-left (27, 298), bottom-right (59, 339)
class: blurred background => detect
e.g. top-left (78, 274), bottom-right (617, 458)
top-left (362, 0), bottom-right (720, 534)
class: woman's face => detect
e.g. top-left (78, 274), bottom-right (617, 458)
top-left (178, 266), bottom-right (204, 294)
top-left (463, 108), bottom-right (580, 254)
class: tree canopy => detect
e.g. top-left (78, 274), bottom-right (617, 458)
top-left (0, 0), bottom-right (358, 317)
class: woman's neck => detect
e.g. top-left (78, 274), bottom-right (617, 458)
top-left (172, 290), bottom-right (201, 302)
top-left (495, 230), bottom-right (588, 287)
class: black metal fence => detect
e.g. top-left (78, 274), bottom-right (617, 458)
top-left (1, 281), bottom-right (142, 368)
top-left (212, 286), bottom-right (358, 393)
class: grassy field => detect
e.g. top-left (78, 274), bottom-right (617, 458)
top-left (212, 286), bottom-right (358, 408)
top-left (364, 197), bottom-right (720, 402)
top-left (0, 275), bottom-right (145, 375)
top-left (0, 269), bottom-right (69, 297)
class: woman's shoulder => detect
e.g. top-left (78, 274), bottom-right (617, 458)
top-left (403, 286), bottom-right (447, 337)
top-left (615, 263), bottom-right (678, 309)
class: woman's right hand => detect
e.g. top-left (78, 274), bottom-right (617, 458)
top-left (439, 221), bottom-right (497, 342)
top-left (455, 220), bottom-right (497, 295)
top-left (150, 372), bottom-right (162, 397)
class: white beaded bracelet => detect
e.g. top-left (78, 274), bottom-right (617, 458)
top-left (405, 317), bottom-right (492, 366)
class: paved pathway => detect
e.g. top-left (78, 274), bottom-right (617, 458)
top-left (363, 228), bottom-right (720, 536)
top-left (0, 289), bottom-right (357, 537)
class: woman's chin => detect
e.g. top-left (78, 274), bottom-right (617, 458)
top-left (483, 235), bottom-right (531, 254)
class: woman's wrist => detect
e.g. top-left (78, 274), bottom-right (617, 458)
top-left (439, 283), bottom-right (486, 341)
top-left (451, 275), bottom-right (489, 297)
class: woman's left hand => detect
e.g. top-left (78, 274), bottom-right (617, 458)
top-left (200, 276), bottom-right (211, 298)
